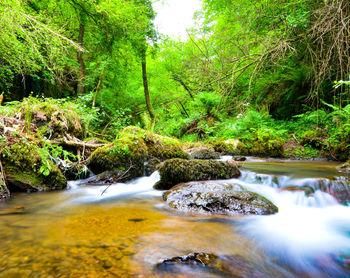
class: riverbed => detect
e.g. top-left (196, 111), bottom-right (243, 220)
top-left (0, 159), bottom-right (349, 277)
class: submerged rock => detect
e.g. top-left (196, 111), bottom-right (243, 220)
top-left (190, 148), bottom-right (220, 160)
top-left (86, 170), bottom-right (131, 185)
top-left (156, 252), bottom-right (271, 277)
top-left (163, 181), bottom-right (278, 215)
top-left (0, 206), bottom-right (25, 215)
top-left (154, 158), bottom-right (241, 190)
top-left (157, 252), bottom-right (217, 267)
top-left (233, 156), bottom-right (247, 161)
top-left (338, 160), bottom-right (350, 174)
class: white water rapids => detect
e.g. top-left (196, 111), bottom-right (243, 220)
top-left (64, 158), bottom-right (350, 277)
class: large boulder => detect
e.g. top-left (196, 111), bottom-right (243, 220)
top-left (120, 126), bottom-right (189, 160)
top-left (20, 97), bottom-right (84, 139)
top-left (190, 148), bottom-right (220, 160)
top-left (211, 139), bottom-right (243, 155)
top-left (86, 126), bottom-right (189, 181)
top-left (154, 158), bottom-right (241, 190)
top-left (163, 181), bottom-right (278, 215)
top-left (2, 140), bottom-right (67, 192)
top-left (86, 133), bottom-right (148, 179)
top-left (240, 129), bottom-right (285, 157)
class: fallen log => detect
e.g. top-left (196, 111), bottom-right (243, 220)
top-left (48, 138), bottom-right (105, 149)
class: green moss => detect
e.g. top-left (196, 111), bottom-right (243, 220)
top-left (119, 126), bottom-right (146, 138)
top-left (119, 126), bottom-right (189, 160)
top-left (155, 158), bottom-right (241, 190)
top-left (87, 126), bottom-right (189, 180)
top-left (300, 130), bottom-right (327, 149)
top-left (324, 125), bottom-right (350, 161)
top-left (144, 133), bottom-right (189, 160)
top-left (87, 133), bottom-right (148, 178)
top-left (20, 97), bottom-right (84, 139)
top-left (238, 129), bottom-right (285, 157)
top-left (211, 139), bottom-right (243, 155)
top-left (2, 140), bottom-right (67, 191)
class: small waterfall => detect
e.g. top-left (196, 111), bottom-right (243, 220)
top-left (233, 167), bottom-right (350, 277)
top-left (240, 169), bottom-right (350, 205)
top-left (65, 171), bottom-right (161, 203)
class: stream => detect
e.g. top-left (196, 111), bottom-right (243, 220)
top-left (0, 159), bottom-right (349, 277)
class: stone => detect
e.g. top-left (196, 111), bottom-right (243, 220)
top-left (190, 148), bottom-right (220, 160)
top-left (156, 252), bottom-right (274, 278)
top-left (163, 181), bottom-right (278, 215)
top-left (154, 158), bottom-right (241, 190)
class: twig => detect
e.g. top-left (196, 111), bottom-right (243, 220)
top-left (100, 165), bottom-right (134, 196)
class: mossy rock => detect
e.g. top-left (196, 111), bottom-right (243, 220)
top-left (163, 181), bottom-right (278, 215)
top-left (190, 148), bottom-right (220, 160)
top-left (119, 126), bottom-right (146, 138)
top-left (144, 133), bottom-right (189, 160)
top-left (145, 157), bottom-right (161, 176)
top-left (211, 139), bottom-right (243, 155)
top-left (300, 129), bottom-right (327, 149)
top-left (239, 130), bottom-right (285, 157)
top-left (87, 134), bottom-right (148, 179)
top-left (154, 158), bottom-right (241, 190)
top-left (87, 126), bottom-right (189, 180)
top-left (2, 141), bottom-right (67, 192)
top-left (20, 98), bottom-right (84, 139)
top-left (120, 126), bottom-right (189, 160)
top-left (324, 126), bottom-right (350, 161)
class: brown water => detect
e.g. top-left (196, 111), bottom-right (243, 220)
top-left (0, 160), bottom-right (349, 277)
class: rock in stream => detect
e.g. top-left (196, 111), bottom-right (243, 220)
top-left (154, 158), bottom-right (241, 190)
top-left (163, 181), bottom-right (278, 215)
top-left (156, 252), bottom-right (272, 277)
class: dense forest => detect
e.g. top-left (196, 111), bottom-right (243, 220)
top-left (1, 0), bottom-right (349, 161)
top-left (0, 1), bottom-right (350, 277)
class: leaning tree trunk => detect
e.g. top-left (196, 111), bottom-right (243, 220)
top-left (77, 20), bottom-right (86, 95)
top-left (141, 54), bottom-right (155, 119)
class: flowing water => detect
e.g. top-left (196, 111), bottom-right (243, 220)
top-left (0, 159), bottom-right (349, 277)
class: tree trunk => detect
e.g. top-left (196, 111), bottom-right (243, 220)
top-left (142, 55), bottom-right (155, 119)
top-left (173, 75), bottom-right (194, 99)
top-left (77, 21), bottom-right (86, 95)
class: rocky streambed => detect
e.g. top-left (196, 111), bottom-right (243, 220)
top-left (0, 159), bottom-right (349, 277)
